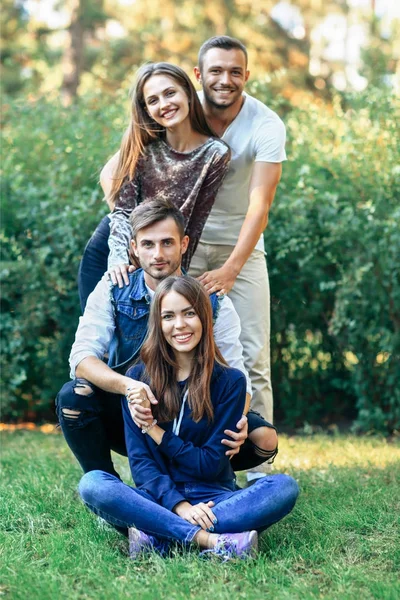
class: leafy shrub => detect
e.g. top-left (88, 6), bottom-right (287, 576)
top-left (1, 93), bottom-right (125, 418)
top-left (1, 87), bottom-right (399, 432)
top-left (265, 90), bottom-right (400, 432)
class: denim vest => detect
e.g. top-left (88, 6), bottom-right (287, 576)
top-left (108, 269), bottom-right (221, 372)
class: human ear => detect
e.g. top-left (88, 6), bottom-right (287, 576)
top-left (131, 239), bottom-right (139, 257)
top-left (181, 235), bottom-right (189, 255)
top-left (194, 67), bottom-right (202, 83)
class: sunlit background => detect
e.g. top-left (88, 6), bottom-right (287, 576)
top-left (1, 1), bottom-right (399, 433)
top-left (2, 0), bottom-right (399, 103)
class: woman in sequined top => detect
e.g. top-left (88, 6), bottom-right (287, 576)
top-left (78, 63), bottom-right (230, 310)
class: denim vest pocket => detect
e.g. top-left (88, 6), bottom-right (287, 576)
top-left (115, 301), bottom-right (149, 341)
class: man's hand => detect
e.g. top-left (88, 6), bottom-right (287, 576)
top-left (221, 414), bottom-right (248, 457)
top-left (197, 263), bottom-right (239, 296)
top-left (108, 263), bottom-right (136, 288)
top-left (174, 500), bottom-right (217, 530)
top-left (125, 382), bottom-right (157, 427)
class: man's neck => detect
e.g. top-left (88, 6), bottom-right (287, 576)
top-left (143, 267), bottom-right (183, 292)
top-left (202, 95), bottom-right (245, 137)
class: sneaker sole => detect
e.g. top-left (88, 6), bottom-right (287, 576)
top-left (128, 527), bottom-right (147, 559)
top-left (245, 530), bottom-right (258, 557)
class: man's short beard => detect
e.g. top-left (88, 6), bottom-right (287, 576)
top-left (147, 270), bottom-right (168, 281)
top-left (143, 259), bottom-right (181, 281)
top-left (202, 89), bottom-right (237, 111)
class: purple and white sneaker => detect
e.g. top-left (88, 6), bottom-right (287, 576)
top-left (202, 530), bottom-right (258, 561)
top-left (128, 527), bottom-right (156, 559)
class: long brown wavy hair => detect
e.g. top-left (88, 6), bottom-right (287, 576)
top-left (108, 62), bottom-right (216, 207)
top-left (141, 276), bottom-right (227, 423)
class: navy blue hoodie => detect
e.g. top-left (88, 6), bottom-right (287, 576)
top-left (122, 362), bottom-right (246, 512)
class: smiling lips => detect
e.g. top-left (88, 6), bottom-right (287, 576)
top-left (161, 108), bottom-right (178, 119)
top-left (213, 88), bottom-right (235, 94)
top-left (173, 333), bottom-right (193, 343)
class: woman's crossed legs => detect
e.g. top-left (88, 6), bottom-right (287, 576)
top-left (79, 471), bottom-right (299, 554)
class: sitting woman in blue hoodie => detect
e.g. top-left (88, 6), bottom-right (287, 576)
top-left (79, 276), bottom-right (299, 560)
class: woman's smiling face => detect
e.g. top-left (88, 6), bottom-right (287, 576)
top-left (160, 290), bottom-right (203, 358)
top-left (143, 74), bottom-right (190, 130)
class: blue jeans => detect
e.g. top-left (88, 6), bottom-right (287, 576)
top-left (78, 215), bottom-right (110, 312)
top-left (79, 471), bottom-right (299, 552)
top-left (55, 379), bottom-right (126, 478)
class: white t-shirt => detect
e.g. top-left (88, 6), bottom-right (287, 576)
top-left (198, 92), bottom-right (287, 252)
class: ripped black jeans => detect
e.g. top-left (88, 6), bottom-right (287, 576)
top-left (56, 378), bottom-right (278, 478)
top-left (56, 378), bottom-right (127, 478)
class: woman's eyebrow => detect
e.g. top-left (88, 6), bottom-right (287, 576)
top-left (145, 87), bottom-right (175, 102)
top-left (161, 305), bottom-right (193, 316)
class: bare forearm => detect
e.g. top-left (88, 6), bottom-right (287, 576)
top-left (224, 207), bottom-right (269, 274)
top-left (75, 356), bottom-right (132, 395)
top-left (100, 151), bottom-right (120, 209)
top-left (146, 424), bottom-right (165, 445)
top-left (224, 162), bottom-right (281, 275)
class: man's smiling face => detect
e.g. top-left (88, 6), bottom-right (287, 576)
top-left (196, 48), bottom-right (249, 111)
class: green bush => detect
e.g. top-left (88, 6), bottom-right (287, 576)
top-left (263, 90), bottom-right (400, 432)
top-left (1, 94), bottom-right (125, 418)
top-left (1, 88), bottom-right (399, 432)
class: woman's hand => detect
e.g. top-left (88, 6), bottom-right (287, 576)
top-left (108, 263), bottom-right (136, 288)
top-left (221, 414), bottom-right (248, 456)
top-left (174, 501), bottom-right (217, 531)
top-left (125, 382), bottom-right (158, 428)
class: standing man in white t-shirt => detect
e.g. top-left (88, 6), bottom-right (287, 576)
top-left (188, 36), bottom-right (286, 482)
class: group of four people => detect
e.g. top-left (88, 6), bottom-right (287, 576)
top-left (57, 35), bottom-right (299, 560)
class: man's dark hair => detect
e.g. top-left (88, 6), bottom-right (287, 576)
top-left (198, 36), bottom-right (248, 71)
top-left (130, 199), bottom-right (186, 240)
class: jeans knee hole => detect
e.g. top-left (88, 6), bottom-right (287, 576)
top-left (74, 384), bottom-right (94, 396)
top-left (62, 408), bottom-right (81, 419)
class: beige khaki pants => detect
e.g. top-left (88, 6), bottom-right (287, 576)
top-left (189, 242), bottom-right (273, 424)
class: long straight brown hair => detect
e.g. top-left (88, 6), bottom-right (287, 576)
top-left (108, 62), bottom-right (216, 207)
top-left (141, 276), bottom-right (227, 423)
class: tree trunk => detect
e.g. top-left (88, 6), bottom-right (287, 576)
top-left (61, 0), bottom-right (84, 106)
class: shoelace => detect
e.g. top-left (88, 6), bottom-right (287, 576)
top-left (199, 536), bottom-right (240, 562)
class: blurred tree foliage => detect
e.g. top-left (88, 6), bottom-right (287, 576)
top-left (1, 1), bottom-right (399, 430)
top-left (1, 0), bottom-right (398, 101)
top-left (1, 85), bottom-right (399, 432)
top-left (0, 0), bottom-right (31, 95)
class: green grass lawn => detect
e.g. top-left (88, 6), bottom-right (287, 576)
top-left (1, 431), bottom-right (399, 600)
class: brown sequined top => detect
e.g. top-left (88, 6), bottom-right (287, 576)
top-left (108, 137), bottom-right (230, 271)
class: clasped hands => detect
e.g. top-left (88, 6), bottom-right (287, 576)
top-left (126, 382), bottom-right (154, 416)
top-left (173, 500), bottom-right (217, 531)
top-left (125, 381), bottom-right (248, 457)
